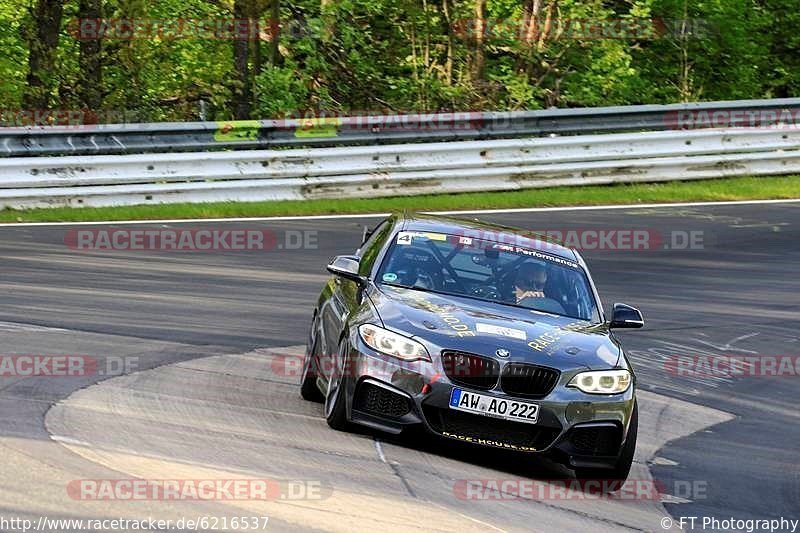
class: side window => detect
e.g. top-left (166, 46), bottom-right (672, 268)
top-left (356, 220), bottom-right (386, 256)
top-left (357, 220), bottom-right (392, 275)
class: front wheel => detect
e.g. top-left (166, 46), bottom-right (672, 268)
top-left (324, 340), bottom-right (350, 431)
top-left (300, 336), bottom-right (324, 403)
top-left (573, 400), bottom-right (638, 488)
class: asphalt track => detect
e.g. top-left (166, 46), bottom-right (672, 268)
top-left (0, 201), bottom-right (798, 532)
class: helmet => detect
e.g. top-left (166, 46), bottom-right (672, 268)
top-left (386, 246), bottom-right (444, 290)
top-left (515, 261), bottom-right (548, 291)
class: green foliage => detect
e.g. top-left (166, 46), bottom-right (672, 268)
top-left (0, 2), bottom-right (30, 108)
top-left (1, 0), bottom-right (797, 122)
top-left (254, 61), bottom-right (308, 116)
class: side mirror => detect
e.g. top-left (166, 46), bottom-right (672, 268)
top-left (609, 303), bottom-right (644, 329)
top-left (326, 255), bottom-right (366, 285)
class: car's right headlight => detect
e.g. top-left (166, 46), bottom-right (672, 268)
top-left (358, 324), bottom-right (430, 362)
top-left (568, 369), bottom-right (631, 394)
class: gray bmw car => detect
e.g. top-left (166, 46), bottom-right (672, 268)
top-left (300, 212), bottom-right (643, 482)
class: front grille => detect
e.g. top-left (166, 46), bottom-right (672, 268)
top-left (441, 351), bottom-right (500, 390)
top-left (568, 425), bottom-right (622, 456)
top-left (423, 405), bottom-right (561, 451)
top-left (500, 363), bottom-right (560, 399)
top-left (354, 382), bottom-right (411, 419)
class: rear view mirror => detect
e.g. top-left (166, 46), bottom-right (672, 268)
top-left (326, 255), bottom-right (365, 285)
top-left (609, 303), bottom-right (644, 329)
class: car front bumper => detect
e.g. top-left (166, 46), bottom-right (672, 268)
top-left (342, 340), bottom-right (636, 469)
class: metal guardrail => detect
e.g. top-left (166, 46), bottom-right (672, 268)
top-left (2, 98), bottom-right (800, 157)
top-left (1, 127), bottom-right (798, 209)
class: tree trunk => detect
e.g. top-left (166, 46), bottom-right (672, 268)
top-left (516, 0), bottom-right (542, 73)
top-left (471, 0), bottom-right (486, 83)
top-left (537, 0), bottom-right (555, 52)
top-left (442, 0), bottom-right (454, 87)
top-left (232, 0), bottom-right (252, 119)
top-left (78, 0), bottom-right (102, 109)
top-left (253, 18), bottom-right (262, 77)
top-left (524, 0), bottom-right (542, 47)
top-left (320, 0), bottom-right (334, 42)
top-left (269, 0), bottom-right (280, 65)
top-left (678, 0), bottom-right (692, 102)
top-left (24, 0), bottom-right (64, 109)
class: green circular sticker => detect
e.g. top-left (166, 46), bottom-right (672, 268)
top-left (382, 273), bottom-right (398, 282)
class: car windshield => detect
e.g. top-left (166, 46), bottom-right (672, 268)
top-left (377, 231), bottom-right (600, 321)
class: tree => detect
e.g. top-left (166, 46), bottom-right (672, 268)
top-left (0, 0), bottom-right (795, 121)
top-left (23, 0), bottom-right (64, 109)
top-left (232, 0), bottom-right (253, 118)
top-left (77, 0), bottom-right (102, 108)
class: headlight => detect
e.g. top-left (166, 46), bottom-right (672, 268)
top-left (568, 370), bottom-right (631, 394)
top-left (358, 324), bottom-right (430, 362)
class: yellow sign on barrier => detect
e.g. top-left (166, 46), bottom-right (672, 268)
top-left (294, 117), bottom-right (342, 138)
top-left (214, 120), bottom-right (261, 142)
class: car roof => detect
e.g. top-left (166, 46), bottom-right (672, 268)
top-left (399, 212), bottom-right (579, 262)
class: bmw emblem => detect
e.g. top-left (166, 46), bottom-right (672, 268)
top-left (495, 348), bottom-right (510, 358)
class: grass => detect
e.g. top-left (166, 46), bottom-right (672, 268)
top-left (1, 175), bottom-right (798, 223)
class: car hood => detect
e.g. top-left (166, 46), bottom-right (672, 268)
top-left (369, 284), bottom-right (621, 371)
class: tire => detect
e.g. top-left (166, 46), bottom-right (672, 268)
top-left (324, 340), bottom-right (350, 431)
top-left (573, 400), bottom-right (638, 488)
top-left (300, 336), bottom-right (324, 403)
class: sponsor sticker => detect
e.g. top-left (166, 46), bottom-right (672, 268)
top-left (491, 243), bottom-right (580, 269)
top-left (382, 272), bottom-right (398, 282)
top-left (407, 293), bottom-right (476, 337)
top-left (528, 321), bottom-right (591, 353)
top-left (441, 431), bottom-right (537, 452)
top-left (395, 231), bottom-right (447, 245)
top-left (476, 323), bottom-right (526, 341)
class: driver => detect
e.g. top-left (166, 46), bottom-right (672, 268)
top-left (513, 261), bottom-right (548, 303)
top-left (387, 246), bottom-right (444, 290)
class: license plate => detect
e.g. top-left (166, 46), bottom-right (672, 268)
top-left (449, 388), bottom-right (539, 424)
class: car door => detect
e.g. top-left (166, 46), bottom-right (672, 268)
top-left (318, 218), bottom-right (393, 382)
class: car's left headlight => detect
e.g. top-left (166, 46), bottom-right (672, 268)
top-left (568, 369), bottom-right (631, 394)
top-left (358, 324), bottom-right (430, 362)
